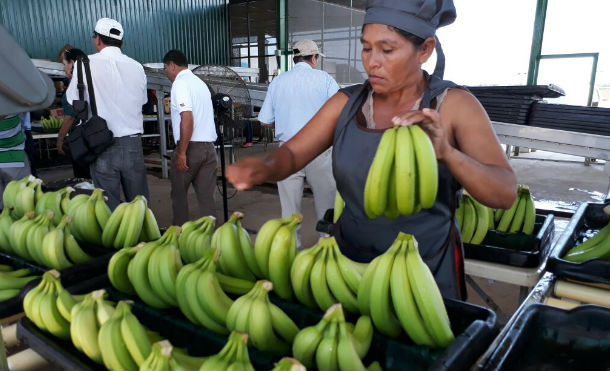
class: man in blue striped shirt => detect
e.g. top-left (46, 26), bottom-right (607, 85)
top-left (0, 115), bottom-right (31, 208)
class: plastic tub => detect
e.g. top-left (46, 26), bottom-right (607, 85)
top-left (476, 303), bottom-right (609, 371)
top-left (464, 214), bottom-right (555, 268)
top-left (547, 202), bottom-right (610, 284)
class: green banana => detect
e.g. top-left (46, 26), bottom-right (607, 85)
top-left (212, 212), bottom-right (256, 281)
top-left (254, 216), bottom-right (291, 277)
top-left (108, 244), bottom-right (141, 295)
top-left (406, 236), bottom-right (454, 348)
top-left (309, 248), bottom-right (336, 311)
top-left (395, 125), bottom-right (417, 216)
top-left (522, 187), bottom-right (536, 235)
top-left (410, 124), bottom-right (438, 209)
top-left (364, 127), bottom-right (397, 218)
top-left (268, 215), bottom-right (302, 299)
top-left (102, 202), bottom-right (128, 248)
top-left (496, 192), bottom-right (520, 232)
top-left (368, 239), bottom-right (402, 338)
top-left (290, 243), bottom-right (321, 309)
top-left (390, 237), bottom-right (436, 346)
top-left (326, 242), bottom-right (359, 313)
top-left (316, 321), bottom-right (339, 371)
top-left (333, 191), bottom-right (345, 223)
top-left (292, 313), bottom-right (329, 369)
top-left (470, 196), bottom-right (490, 245)
top-left (460, 197), bottom-right (476, 243)
top-left (120, 302), bottom-right (152, 366)
top-left (508, 192), bottom-right (527, 233)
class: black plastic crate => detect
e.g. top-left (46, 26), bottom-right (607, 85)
top-left (0, 248), bottom-right (113, 319)
top-left (463, 214), bottom-right (555, 268)
top-left (16, 275), bottom-right (112, 371)
top-left (476, 304), bottom-right (610, 371)
top-left (547, 202), bottom-right (610, 284)
top-left (0, 254), bottom-right (46, 319)
top-left (14, 280), bottom-right (497, 371)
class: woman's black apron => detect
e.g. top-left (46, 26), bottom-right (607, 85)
top-left (332, 74), bottom-right (466, 300)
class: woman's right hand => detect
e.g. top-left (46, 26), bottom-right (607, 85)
top-left (226, 157), bottom-right (270, 191)
top-left (57, 136), bottom-right (65, 156)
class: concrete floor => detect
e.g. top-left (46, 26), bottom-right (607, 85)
top-left (35, 142), bottom-right (609, 322)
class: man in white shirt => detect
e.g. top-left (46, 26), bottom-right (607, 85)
top-left (66, 17), bottom-right (149, 209)
top-left (163, 49), bottom-right (218, 224)
top-left (258, 40), bottom-right (339, 247)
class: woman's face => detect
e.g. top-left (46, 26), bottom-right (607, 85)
top-left (62, 58), bottom-right (74, 78)
top-left (361, 24), bottom-right (433, 94)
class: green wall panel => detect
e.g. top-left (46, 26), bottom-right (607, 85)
top-left (0, 0), bottom-right (229, 65)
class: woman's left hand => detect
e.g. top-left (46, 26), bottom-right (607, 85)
top-left (391, 108), bottom-right (452, 161)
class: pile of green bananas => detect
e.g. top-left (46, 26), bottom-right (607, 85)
top-left (0, 264), bottom-right (39, 301)
top-left (199, 331), bottom-right (255, 371)
top-left (70, 289), bottom-right (118, 363)
top-left (40, 116), bottom-right (63, 130)
top-left (175, 248), bottom-right (238, 334)
top-left (35, 186), bottom-right (74, 225)
top-left (3, 175), bottom-right (43, 220)
top-left (178, 215), bottom-right (216, 263)
top-left (364, 125), bottom-right (437, 219)
top-left (140, 340), bottom-right (207, 371)
top-left (292, 304), bottom-right (375, 371)
top-left (494, 185), bottom-right (536, 234)
top-left (3, 208), bottom-right (93, 269)
top-left (290, 236), bottom-right (366, 313)
top-left (456, 193), bottom-right (494, 245)
top-left (271, 358), bottom-right (306, 371)
top-left (211, 211), bottom-right (260, 281)
top-left (563, 205), bottom-right (610, 262)
top-left (122, 226), bottom-right (181, 309)
top-left (102, 195), bottom-right (161, 249)
top-left (23, 270), bottom-right (73, 340)
top-left (253, 213), bottom-right (302, 299)
top-left (227, 280), bottom-right (300, 356)
top-left (63, 189), bottom-right (112, 246)
top-left (358, 232), bottom-right (454, 347)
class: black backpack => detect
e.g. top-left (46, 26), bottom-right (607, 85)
top-left (68, 56), bottom-right (114, 164)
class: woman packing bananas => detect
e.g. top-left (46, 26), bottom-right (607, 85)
top-left (226, 0), bottom-right (517, 299)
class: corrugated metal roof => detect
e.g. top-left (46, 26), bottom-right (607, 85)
top-left (0, 0), bottom-right (229, 65)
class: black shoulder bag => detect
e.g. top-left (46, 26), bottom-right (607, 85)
top-left (68, 56), bottom-right (114, 164)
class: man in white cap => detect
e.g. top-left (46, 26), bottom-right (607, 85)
top-left (257, 39), bottom-right (339, 247)
top-left (66, 17), bottom-right (149, 209)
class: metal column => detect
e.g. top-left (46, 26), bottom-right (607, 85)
top-left (526, 0), bottom-right (548, 86)
top-left (156, 91), bottom-right (169, 179)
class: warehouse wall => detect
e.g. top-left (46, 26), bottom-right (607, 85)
top-left (0, 0), bottom-right (229, 65)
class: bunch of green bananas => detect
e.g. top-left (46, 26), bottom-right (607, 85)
top-left (140, 340), bottom-right (207, 371)
top-left (563, 205), bottom-right (610, 262)
top-left (198, 331), bottom-right (254, 371)
top-left (333, 191), bottom-right (345, 223)
top-left (175, 248), bottom-right (253, 334)
top-left (40, 215), bottom-right (93, 269)
top-left (364, 125), bottom-right (437, 220)
top-left (211, 211), bottom-right (259, 281)
top-left (102, 195), bottom-right (161, 249)
top-left (178, 215), bottom-right (216, 263)
top-left (97, 300), bottom-right (156, 371)
top-left (253, 213), bottom-right (302, 299)
top-left (0, 264), bottom-right (39, 301)
top-left (494, 185), bottom-right (536, 234)
top-left (292, 304), bottom-right (374, 371)
top-left (124, 226), bottom-right (181, 309)
top-left (270, 358), bottom-right (306, 371)
top-left (3, 176), bottom-right (43, 220)
top-left (23, 270), bottom-right (73, 340)
top-left (8, 210), bottom-right (54, 261)
top-left (226, 280), bottom-right (299, 356)
top-left (108, 243), bottom-right (143, 295)
top-left (69, 289), bottom-right (117, 363)
top-left (456, 193), bottom-right (494, 245)
top-left (40, 116), bottom-right (63, 129)
top-left (64, 189), bottom-right (111, 246)
top-left (358, 232), bottom-right (454, 347)
top-left (35, 186), bottom-right (74, 226)
top-left (290, 236), bottom-right (366, 312)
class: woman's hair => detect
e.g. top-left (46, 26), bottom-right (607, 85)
top-left (64, 48), bottom-right (87, 63)
top-left (362, 24), bottom-right (426, 47)
top-left (56, 44), bottom-right (74, 62)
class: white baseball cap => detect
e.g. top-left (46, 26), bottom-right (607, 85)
top-left (94, 18), bottom-right (124, 40)
top-left (292, 40), bottom-right (325, 57)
